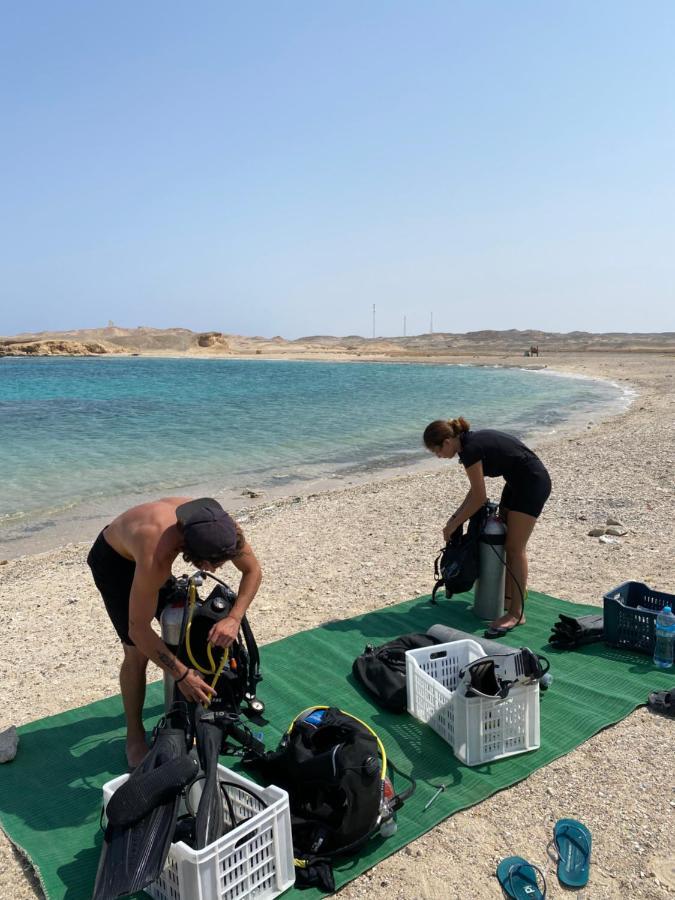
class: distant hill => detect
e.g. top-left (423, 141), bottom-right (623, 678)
top-left (1, 325), bottom-right (674, 357)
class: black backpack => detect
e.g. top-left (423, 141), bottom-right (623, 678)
top-left (352, 633), bottom-right (440, 712)
top-left (431, 507), bottom-right (484, 604)
top-left (247, 707), bottom-right (414, 891)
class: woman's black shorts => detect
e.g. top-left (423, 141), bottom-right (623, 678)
top-left (500, 463), bottom-right (552, 519)
top-left (87, 529), bottom-right (168, 645)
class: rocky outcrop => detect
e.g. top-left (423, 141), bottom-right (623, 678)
top-left (196, 332), bottom-right (230, 349)
top-left (0, 340), bottom-right (121, 357)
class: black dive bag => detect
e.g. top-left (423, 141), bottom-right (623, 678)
top-left (247, 707), bottom-right (414, 892)
top-left (431, 507), bottom-right (484, 603)
top-left (352, 633), bottom-right (440, 712)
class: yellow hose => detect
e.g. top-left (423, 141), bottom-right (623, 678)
top-left (181, 574), bottom-right (231, 705)
top-left (202, 649), bottom-right (229, 709)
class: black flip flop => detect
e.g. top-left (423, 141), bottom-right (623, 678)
top-left (648, 688), bottom-right (675, 717)
top-left (485, 625), bottom-right (516, 639)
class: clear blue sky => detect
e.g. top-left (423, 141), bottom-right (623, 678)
top-left (1, 1), bottom-right (674, 338)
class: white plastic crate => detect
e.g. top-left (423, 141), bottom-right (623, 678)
top-left (406, 639), bottom-right (540, 766)
top-left (102, 763), bottom-right (294, 900)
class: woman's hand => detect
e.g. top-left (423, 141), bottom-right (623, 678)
top-left (176, 668), bottom-right (216, 704)
top-left (443, 518), bottom-right (458, 542)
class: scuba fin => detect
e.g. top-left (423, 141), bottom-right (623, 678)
top-left (92, 708), bottom-right (195, 900)
top-left (194, 705), bottom-right (226, 849)
top-left (106, 754), bottom-right (197, 828)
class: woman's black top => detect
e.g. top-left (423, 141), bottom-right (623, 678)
top-left (458, 429), bottom-right (546, 485)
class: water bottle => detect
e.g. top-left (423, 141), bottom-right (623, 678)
top-left (653, 605), bottom-right (675, 669)
top-left (540, 672), bottom-right (553, 691)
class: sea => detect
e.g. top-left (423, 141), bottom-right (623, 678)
top-left (0, 357), bottom-right (630, 557)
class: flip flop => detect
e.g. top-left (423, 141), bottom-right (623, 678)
top-left (553, 818), bottom-right (592, 887)
top-left (484, 624), bottom-right (517, 639)
top-left (496, 856), bottom-right (547, 899)
top-left (648, 688), bottom-right (675, 717)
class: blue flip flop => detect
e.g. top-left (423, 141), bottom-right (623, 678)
top-left (496, 856), bottom-right (547, 899)
top-left (553, 818), bottom-right (592, 887)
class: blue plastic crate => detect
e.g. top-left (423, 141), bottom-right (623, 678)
top-left (603, 581), bottom-right (675, 655)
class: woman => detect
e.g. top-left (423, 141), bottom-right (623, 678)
top-left (423, 417), bottom-right (551, 636)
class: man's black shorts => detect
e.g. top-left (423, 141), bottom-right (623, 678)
top-left (500, 462), bottom-right (552, 519)
top-left (87, 530), bottom-right (169, 645)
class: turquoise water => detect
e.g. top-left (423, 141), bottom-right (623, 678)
top-left (0, 357), bottom-right (625, 553)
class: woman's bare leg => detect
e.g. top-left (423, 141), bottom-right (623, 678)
top-left (490, 510), bottom-right (537, 629)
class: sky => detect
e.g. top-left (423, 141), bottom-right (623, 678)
top-left (1, 1), bottom-right (674, 338)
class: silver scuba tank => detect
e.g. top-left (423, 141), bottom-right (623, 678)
top-left (472, 501), bottom-right (506, 621)
top-left (160, 601), bottom-right (187, 712)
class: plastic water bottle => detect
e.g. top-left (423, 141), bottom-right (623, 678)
top-left (653, 605), bottom-right (675, 669)
top-left (540, 672), bottom-right (553, 691)
top-left (379, 816), bottom-right (397, 838)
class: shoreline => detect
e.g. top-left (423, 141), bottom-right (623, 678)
top-left (0, 356), bottom-right (631, 560)
top-left (1, 351), bottom-right (674, 899)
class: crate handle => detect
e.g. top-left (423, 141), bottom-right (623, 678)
top-left (429, 650), bottom-right (448, 660)
top-left (234, 825), bottom-right (260, 848)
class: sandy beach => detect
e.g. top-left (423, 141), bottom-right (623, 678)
top-left (1, 351), bottom-right (674, 899)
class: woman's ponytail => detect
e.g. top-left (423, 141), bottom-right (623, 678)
top-left (423, 416), bottom-right (470, 448)
top-left (447, 416), bottom-right (470, 436)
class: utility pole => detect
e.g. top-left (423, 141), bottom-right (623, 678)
top-left (372, 304), bottom-right (376, 339)
top-left (403, 315), bottom-right (407, 337)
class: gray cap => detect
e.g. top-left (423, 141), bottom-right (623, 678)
top-left (176, 498), bottom-right (237, 561)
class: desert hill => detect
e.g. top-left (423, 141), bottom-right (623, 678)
top-left (0, 338), bottom-right (123, 357)
top-left (1, 326), bottom-right (674, 358)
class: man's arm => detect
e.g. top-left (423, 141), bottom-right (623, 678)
top-left (127, 555), bottom-right (215, 704)
top-left (208, 541), bottom-right (263, 648)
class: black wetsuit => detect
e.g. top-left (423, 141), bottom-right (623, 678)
top-left (87, 529), bottom-right (170, 645)
top-left (458, 429), bottom-right (551, 518)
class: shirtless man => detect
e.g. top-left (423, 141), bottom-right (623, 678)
top-left (87, 496), bottom-right (262, 767)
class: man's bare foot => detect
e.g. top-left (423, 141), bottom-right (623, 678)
top-left (488, 612), bottom-right (526, 631)
top-left (126, 737), bottom-right (150, 770)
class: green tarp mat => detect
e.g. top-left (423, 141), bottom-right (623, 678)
top-left (1, 589), bottom-right (672, 899)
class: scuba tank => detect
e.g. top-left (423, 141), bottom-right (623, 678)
top-left (472, 501), bottom-right (506, 621)
top-left (160, 587), bottom-right (195, 713)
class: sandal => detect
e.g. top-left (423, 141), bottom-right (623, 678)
top-left (485, 592), bottom-right (529, 638)
top-left (496, 856), bottom-right (547, 899)
top-left (648, 688), bottom-right (675, 717)
top-left (553, 818), bottom-right (592, 888)
top-left (484, 623), bottom-right (519, 639)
